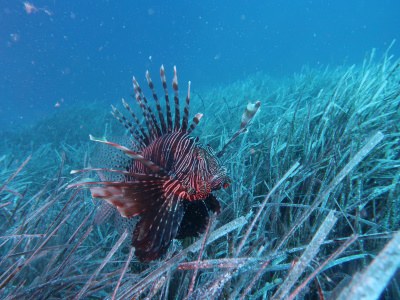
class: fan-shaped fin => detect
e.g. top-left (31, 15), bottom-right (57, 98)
top-left (133, 77), bottom-right (161, 137)
top-left (111, 66), bottom-right (204, 145)
top-left (111, 105), bottom-right (146, 148)
top-left (133, 192), bottom-right (185, 262)
top-left (67, 173), bottom-right (166, 215)
top-left (89, 178), bottom-right (165, 218)
top-left (120, 98), bottom-right (149, 146)
top-left (132, 77), bottom-right (160, 140)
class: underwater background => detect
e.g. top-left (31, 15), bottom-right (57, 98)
top-left (1, 1), bottom-right (400, 299)
top-left (1, 0), bottom-right (400, 127)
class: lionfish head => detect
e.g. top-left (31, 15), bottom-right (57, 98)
top-left (179, 142), bottom-right (230, 201)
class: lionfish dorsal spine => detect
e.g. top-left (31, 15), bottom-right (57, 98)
top-left (181, 81), bottom-right (191, 132)
top-left (141, 93), bottom-right (162, 138)
top-left (120, 98), bottom-right (149, 146)
top-left (114, 66), bottom-right (203, 148)
top-left (187, 113), bottom-right (203, 135)
top-left (172, 66), bottom-right (181, 131)
top-left (111, 104), bottom-right (146, 148)
top-left (160, 65), bottom-right (173, 133)
top-left (132, 77), bottom-right (161, 141)
top-left (146, 70), bottom-right (167, 134)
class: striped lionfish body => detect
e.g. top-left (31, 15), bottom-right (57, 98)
top-left (80, 66), bottom-right (230, 261)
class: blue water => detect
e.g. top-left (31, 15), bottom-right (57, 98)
top-left (1, 0), bottom-right (399, 128)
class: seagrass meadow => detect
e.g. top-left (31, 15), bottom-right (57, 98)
top-left (1, 49), bottom-right (399, 299)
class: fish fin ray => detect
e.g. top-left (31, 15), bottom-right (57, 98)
top-left (160, 65), bottom-right (173, 132)
top-left (172, 66), bottom-right (181, 130)
top-left (146, 70), bottom-right (167, 134)
top-left (133, 192), bottom-right (184, 261)
top-left (88, 177), bottom-right (166, 218)
top-left (88, 136), bottom-right (166, 174)
top-left (181, 81), bottom-right (191, 132)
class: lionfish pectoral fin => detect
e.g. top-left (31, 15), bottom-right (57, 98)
top-left (176, 193), bottom-right (221, 239)
top-left (89, 177), bottom-right (166, 218)
top-left (88, 135), bottom-right (165, 174)
top-left (132, 193), bottom-right (185, 262)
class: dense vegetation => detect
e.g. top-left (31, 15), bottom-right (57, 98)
top-left (1, 49), bottom-right (399, 299)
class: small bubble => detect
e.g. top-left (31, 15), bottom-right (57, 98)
top-left (10, 33), bottom-right (20, 43)
top-left (23, 2), bottom-right (37, 14)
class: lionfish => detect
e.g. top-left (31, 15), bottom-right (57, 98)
top-left (70, 66), bottom-right (260, 262)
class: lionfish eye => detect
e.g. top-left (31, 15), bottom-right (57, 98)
top-left (223, 182), bottom-right (230, 189)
